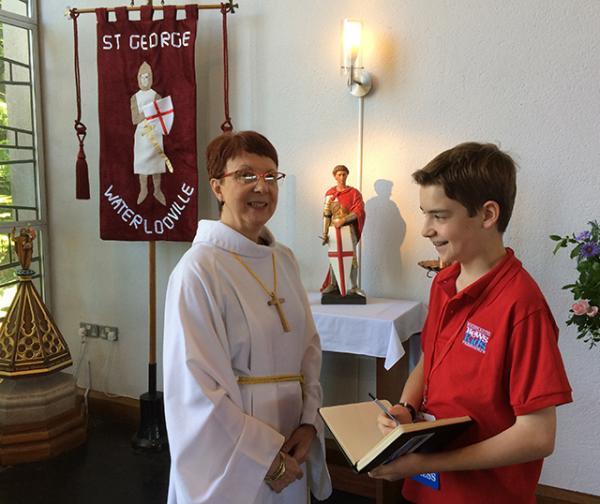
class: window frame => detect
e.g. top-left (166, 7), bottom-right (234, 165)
top-left (0, 0), bottom-right (50, 311)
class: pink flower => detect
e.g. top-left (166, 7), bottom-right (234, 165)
top-left (572, 300), bottom-right (590, 315)
top-left (571, 300), bottom-right (599, 317)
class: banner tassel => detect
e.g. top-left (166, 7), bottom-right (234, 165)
top-left (75, 122), bottom-right (90, 199)
top-left (71, 9), bottom-right (90, 199)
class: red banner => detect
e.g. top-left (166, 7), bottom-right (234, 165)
top-left (96, 5), bottom-right (198, 241)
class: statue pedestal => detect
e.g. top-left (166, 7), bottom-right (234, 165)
top-left (321, 291), bottom-right (367, 305)
top-left (0, 372), bottom-right (87, 464)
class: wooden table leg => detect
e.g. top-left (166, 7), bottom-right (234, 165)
top-left (375, 342), bottom-right (410, 402)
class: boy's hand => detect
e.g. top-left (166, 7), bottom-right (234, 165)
top-left (368, 453), bottom-right (423, 481)
top-left (377, 404), bottom-right (413, 434)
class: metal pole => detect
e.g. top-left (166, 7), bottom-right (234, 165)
top-left (357, 95), bottom-right (364, 289)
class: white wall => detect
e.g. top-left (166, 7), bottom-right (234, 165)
top-left (39, 0), bottom-right (600, 495)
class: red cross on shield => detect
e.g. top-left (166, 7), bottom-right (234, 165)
top-left (143, 95), bottom-right (174, 135)
top-left (327, 225), bottom-right (354, 296)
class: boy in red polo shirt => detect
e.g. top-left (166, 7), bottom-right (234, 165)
top-left (369, 143), bottom-right (572, 503)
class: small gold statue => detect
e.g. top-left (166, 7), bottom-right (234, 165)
top-left (12, 226), bottom-right (37, 273)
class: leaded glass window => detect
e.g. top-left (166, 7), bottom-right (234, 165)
top-left (0, 0), bottom-right (46, 321)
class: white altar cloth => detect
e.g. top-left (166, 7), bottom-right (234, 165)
top-left (308, 292), bottom-right (427, 370)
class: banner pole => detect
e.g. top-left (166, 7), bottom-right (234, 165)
top-left (149, 240), bottom-right (157, 394)
top-left (132, 240), bottom-right (168, 452)
top-left (149, 241), bottom-right (156, 386)
top-left (66, 0), bottom-right (238, 16)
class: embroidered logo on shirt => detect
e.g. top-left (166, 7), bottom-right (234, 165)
top-left (462, 322), bottom-right (490, 354)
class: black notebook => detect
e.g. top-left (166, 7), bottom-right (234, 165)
top-left (319, 400), bottom-right (472, 473)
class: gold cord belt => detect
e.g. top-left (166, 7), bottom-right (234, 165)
top-left (237, 374), bottom-right (304, 385)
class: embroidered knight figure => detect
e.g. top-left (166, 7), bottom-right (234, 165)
top-left (131, 61), bottom-right (172, 206)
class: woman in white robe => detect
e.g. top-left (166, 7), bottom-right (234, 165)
top-left (163, 131), bottom-right (332, 504)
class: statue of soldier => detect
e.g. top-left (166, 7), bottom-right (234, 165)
top-left (320, 165), bottom-right (366, 304)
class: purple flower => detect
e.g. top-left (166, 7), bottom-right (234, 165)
top-left (580, 241), bottom-right (600, 258)
top-left (576, 231), bottom-right (592, 241)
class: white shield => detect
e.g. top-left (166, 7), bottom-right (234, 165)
top-left (327, 225), bottom-right (354, 296)
top-left (142, 95), bottom-right (174, 135)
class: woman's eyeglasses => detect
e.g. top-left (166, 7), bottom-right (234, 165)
top-left (220, 170), bottom-right (286, 185)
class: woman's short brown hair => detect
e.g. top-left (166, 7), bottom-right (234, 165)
top-left (205, 130), bottom-right (278, 180)
top-left (412, 142), bottom-right (517, 232)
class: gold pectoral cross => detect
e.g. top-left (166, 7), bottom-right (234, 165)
top-left (268, 293), bottom-right (291, 333)
top-left (230, 252), bottom-right (293, 333)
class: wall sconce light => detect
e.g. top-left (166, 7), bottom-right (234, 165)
top-left (342, 18), bottom-right (372, 97)
top-left (340, 18), bottom-right (373, 289)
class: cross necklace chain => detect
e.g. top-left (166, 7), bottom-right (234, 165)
top-left (230, 252), bottom-right (291, 333)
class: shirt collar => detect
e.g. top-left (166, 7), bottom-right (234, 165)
top-left (192, 220), bottom-right (275, 258)
top-left (436, 248), bottom-right (518, 300)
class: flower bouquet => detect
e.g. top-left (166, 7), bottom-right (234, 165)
top-left (551, 220), bottom-right (600, 348)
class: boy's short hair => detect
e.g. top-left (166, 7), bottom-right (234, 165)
top-left (412, 142), bottom-right (517, 232)
top-left (205, 130), bottom-right (278, 180)
top-left (332, 165), bottom-right (349, 176)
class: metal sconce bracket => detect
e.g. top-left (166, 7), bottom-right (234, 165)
top-left (348, 68), bottom-right (372, 97)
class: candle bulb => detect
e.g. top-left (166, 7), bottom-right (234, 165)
top-left (343, 19), bottom-right (363, 71)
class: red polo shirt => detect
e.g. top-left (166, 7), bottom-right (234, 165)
top-left (403, 249), bottom-right (572, 504)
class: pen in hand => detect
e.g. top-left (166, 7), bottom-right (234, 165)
top-left (368, 393), bottom-right (401, 426)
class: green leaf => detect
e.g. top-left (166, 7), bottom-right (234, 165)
top-left (549, 235), bottom-right (563, 241)
top-left (570, 244), bottom-right (582, 259)
top-left (553, 241), bottom-right (566, 255)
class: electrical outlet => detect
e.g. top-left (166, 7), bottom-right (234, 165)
top-left (100, 325), bottom-right (119, 342)
top-left (80, 322), bottom-right (99, 338)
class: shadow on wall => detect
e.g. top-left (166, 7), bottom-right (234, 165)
top-left (361, 179), bottom-right (406, 297)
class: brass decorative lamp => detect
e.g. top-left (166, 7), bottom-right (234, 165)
top-left (0, 228), bottom-right (72, 377)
